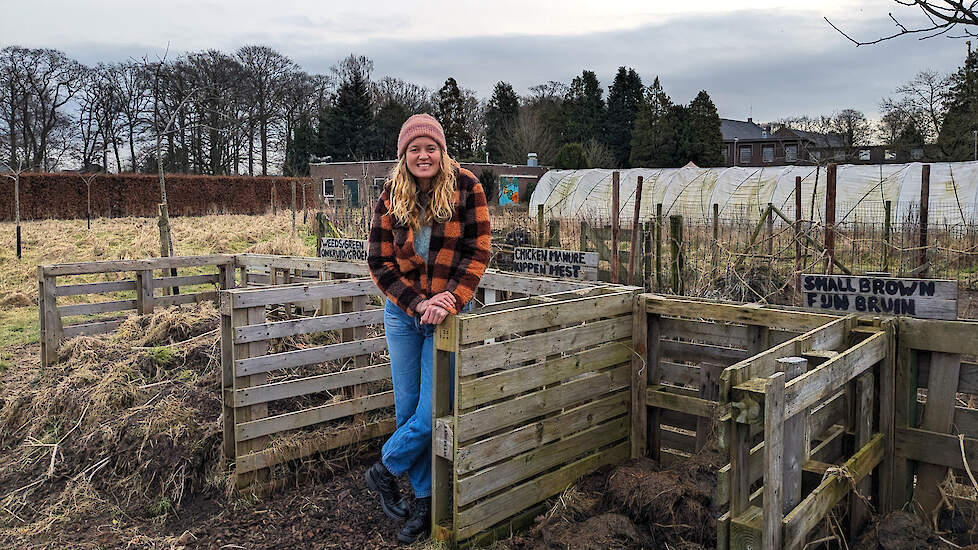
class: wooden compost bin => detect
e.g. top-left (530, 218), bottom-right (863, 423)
top-left (893, 317), bottom-right (978, 524)
top-left (430, 284), bottom-right (642, 546)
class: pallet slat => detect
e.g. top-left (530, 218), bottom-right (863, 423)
top-left (232, 363), bottom-right (391, 407)
top-left (234, 309), bottom-right (385, 344)
top-left (58, 299), bottom-right (136, 317)
top-left (55, 279), bottom-right (137, 296)
top-left (235, 391), bottom-right (394, 442)
top-left (235, 336), bottom-right (387, 376)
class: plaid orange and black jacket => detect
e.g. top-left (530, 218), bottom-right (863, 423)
top-left (367, 167), bottom-right (491, 316)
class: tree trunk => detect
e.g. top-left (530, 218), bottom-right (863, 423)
top-left (260, 116), bottom-right (268, 176)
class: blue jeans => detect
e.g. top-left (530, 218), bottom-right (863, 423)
top-left (381, 299), bottom-right (456, 498)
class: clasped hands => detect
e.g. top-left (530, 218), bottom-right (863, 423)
top-left (416, 291), bottom-right (455, 325)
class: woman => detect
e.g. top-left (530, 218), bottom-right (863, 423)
top-left (365, 114), bottom-right (491, 544)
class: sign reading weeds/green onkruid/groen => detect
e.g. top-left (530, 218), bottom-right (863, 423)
top-left (801, 273), bottom-right (958, 320)
top-left (320, 238), bottom-right (367, 262)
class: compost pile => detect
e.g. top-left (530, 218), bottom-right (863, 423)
top-left (497, 448), bottom-right (725, 550)
top-left (0, 303), bottom-right (225, 543)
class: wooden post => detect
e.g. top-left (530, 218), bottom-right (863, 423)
top-left (315, 211), bottom-right (325, 256)
top-left (883, 200), bottom-right (892, 273)
top-left (628, 176), bottom-right (644, 285)
top-left (824, 164), bottom-right (837, 275)
top-left (38, 268), bottom-right (62, 368)
top-left (630, 295), bottom-right (648, 458)
top-left (643, 222), bottom-right (653, 292)
top-left (918, 165), bottom-right (930, 277)
top-left (537, 204), bottom-right (545, 247)
top-left (655, 204), bottom-right (663, 291)
top-left (763, 372), bottom-right (786, 550)
top-left (135, 269), bottom-right (154, 314)
top-left (795, 176), bottom-right (803, 295)
top-left (290, 179), bottom-right (297, 235)
top-left (696, 364), bottom-right (721, 452)
top-left (579, 220), bottom-right (588, 252)
top-left (646, 313), bottom-right (662, 461)
top-left (669, 215), bottom-right (683, 294)
top-left (432, 317), bottom-right (459, 542)
top-left (14, 172), bottom-right (21, 258)
top-left (611, 171), bottom-right (620, 284)
top-left (849, 371), bottom-right (875, 540)
top-left (777, 357), bottom-right (808, 516)
top-left (712, 203), bottom-right (720, 276)
top-left (765, 202), bottom-right (774, 260)
top-left (547, 219), bottom-right (560, 248)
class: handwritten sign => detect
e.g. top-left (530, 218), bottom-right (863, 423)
top-left (801, 274), bottom-right (957, 320)
top-left (320, 238), bottom-right (368, 262)
top-left (512, 247), bottom-right (598, 281)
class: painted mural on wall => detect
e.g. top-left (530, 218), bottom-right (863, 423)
top-left (500, 177), bottom-right (519, 206)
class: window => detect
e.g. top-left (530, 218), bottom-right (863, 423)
top-left (911, 147), bottom-right (924, 160)
top-left (322, 178), bottom-right (334, 197)
top-left (343, 179), bottom-right (360, 207)
top-left (858, 149), bottom-right (871, 161)
top-left (373, 177), bottom-right (385, 188)
top-left (739, 145), bottom-right (752, 164)
top-left (884, 150), bottom-right (896, 161)
top-left (785, 144), bottom-right (798, 162)
top-left (762, 144), bottom-right (775, 163)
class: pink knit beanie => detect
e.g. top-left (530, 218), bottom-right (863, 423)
top-left (397, 114), bottom-right (447, 158)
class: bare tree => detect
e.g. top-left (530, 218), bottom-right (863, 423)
top-left (826, 1), bottom-right (978, 44)
top-left (115, 62), bottom-right (151, 172)
top-left (499, 106), bottom-right (558, 165)
top-left (237, 45), bottom-right (297, 175)
top-left (2, 159), bottom-right (24, 258)
top-left (880, 69), bottom-right (950, 144)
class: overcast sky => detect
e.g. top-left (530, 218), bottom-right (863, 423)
top-left (1, 0), bottom-right (971, 121)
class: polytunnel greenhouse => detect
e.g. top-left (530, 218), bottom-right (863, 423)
top-left (528, 161), bottom-right (978, 225)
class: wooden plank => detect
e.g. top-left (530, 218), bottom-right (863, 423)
top-left (456, 416), bottom-right (628, 506)
top-left (431, 328), bottom-right (457, 540)
top-left (232, 363), bottom-right (391, 407)
top-left (895, 427), bottom-right (978, 470)
top-left (456, 391), bottom-right (629, 475)
top-left (643, 294), bottom-right (838, 333)
top-left (58, 299), bottom-right (136, 317)
top-left (800, 274), bottom-right (957, 320)
top-left (62, 319), bottom-right (125, 339)
top-left (647, 386), bottom-right (718, 418)
top-left (695, 363), bottom-right (721, 451)
top-left (236, 418), bottom-right (396, 474)
top-left (155, 291), bottom-right (218, 307)
top-left (660, 361), bottom-right (700, 387)
top-left (55, 279), bottom-right (137, 296)
top-left (878, 319), bottom-right (897, 513)
top-left (221, 310), bottom-right (235, 459)
top-left (135, 270), bottom-right (153, 314)
top-left (660, 409), bottom-right (699, 431)
top-left (152, 273), bottom-right (220, 288)
top-left (458, 316), bottom-right (631, 377)
top-left (659, 317), bottom-right (749, 348)
top-left (235, 336), bottom-right (387, 376)
top-left (233, 305), bottom-right (269, 489)
top-left (647, 312), bottom-right (662, 462)
top-left (783, 434), bottom-right (884, 550)
top-left (235, 391), bottom-right (394, 442)
top-left (234, 308), bottom-right (384, 344)
top-left (782, 331), bottom-right (886, 418)
top-left (457, 365), bottom-right (630, 441)
top-left (455, 442), bottom-right (629, 539)
top-left (729, 505), bottom-right (763, 550)
top-left (917, 360), bottom-right (978, 396)
top-left (808, 391), bottom-right (847, 445)
top-left (478, 270), bottom-right (597, 295)
top-left (660, 426), bottom-right (697, 453)
top-left (850, 371), bottom-right (875, 540)
top-left (457, 291), bottom-right (632, 344)
top-left (762, 372), bottom-right (786, 550)
top-left (900, 318), bottom-right (978, 356)
top-left (228, 279), bottom-right (379, 309)
top-left (913, 351), bottom-right (962, 522)
top-left (457, 340), bottom-right (630, 411)
top-left (43, 254), bottom-right (233, 276)
top-left (660, 339), bottom-right (748, 366)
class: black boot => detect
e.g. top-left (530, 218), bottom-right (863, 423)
top-left (364, 462), bottom-right (409, 520)
top-left (397, 496), bottom-right (431, 544)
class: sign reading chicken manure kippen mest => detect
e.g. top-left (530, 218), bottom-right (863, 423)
top-left (320, 238), bottom-right (368, 262)
top-left (512, 247), bottom-right (599, 281)
top-left (801, 273), bottom-right (957, 320)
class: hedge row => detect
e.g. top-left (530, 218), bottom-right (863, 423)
top-left (0, 172), bottom-right (315, 221)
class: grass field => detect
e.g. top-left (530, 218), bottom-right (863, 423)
top-left (0, 212), bottom-right (319, 369)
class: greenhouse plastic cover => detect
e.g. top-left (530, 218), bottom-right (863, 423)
top-left (529, 161), bottom-right (978, 225)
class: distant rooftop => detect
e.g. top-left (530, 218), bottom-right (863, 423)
top-left (720, 118), bottom-right (770, 141)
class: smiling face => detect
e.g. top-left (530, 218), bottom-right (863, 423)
top-left (405, 136), bottom-right (442, 187)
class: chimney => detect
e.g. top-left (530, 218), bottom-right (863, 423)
top-left (527, 152), bottom-right (538, 167)
top-left (747, 117), bottom-right (753, 124)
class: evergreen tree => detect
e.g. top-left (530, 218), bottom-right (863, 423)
top-left (938, 48), bottom-right (978, 160)
top-left (686, 90), bottom-right (724, 166)
top-left (374, 99), bottom-right (411, 158)
top-left (629, 77), bottom-right (672, 167)
top-left (485, 81), bottom-right (519, 163)
top-left (555, 142), bottom-right (589, 169)
top-left (604, 67), bottom-right (643, 167)
top-left (284, 117), bottom-right (316, 175)
top-left (562, 70), bottom-right (605, 145)
top-left (652, 104), bottom-right (689, 167)
top-left (324, 59), bottom-right (376, 161)
top-left (437, 77), bottom-right (473, 158)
